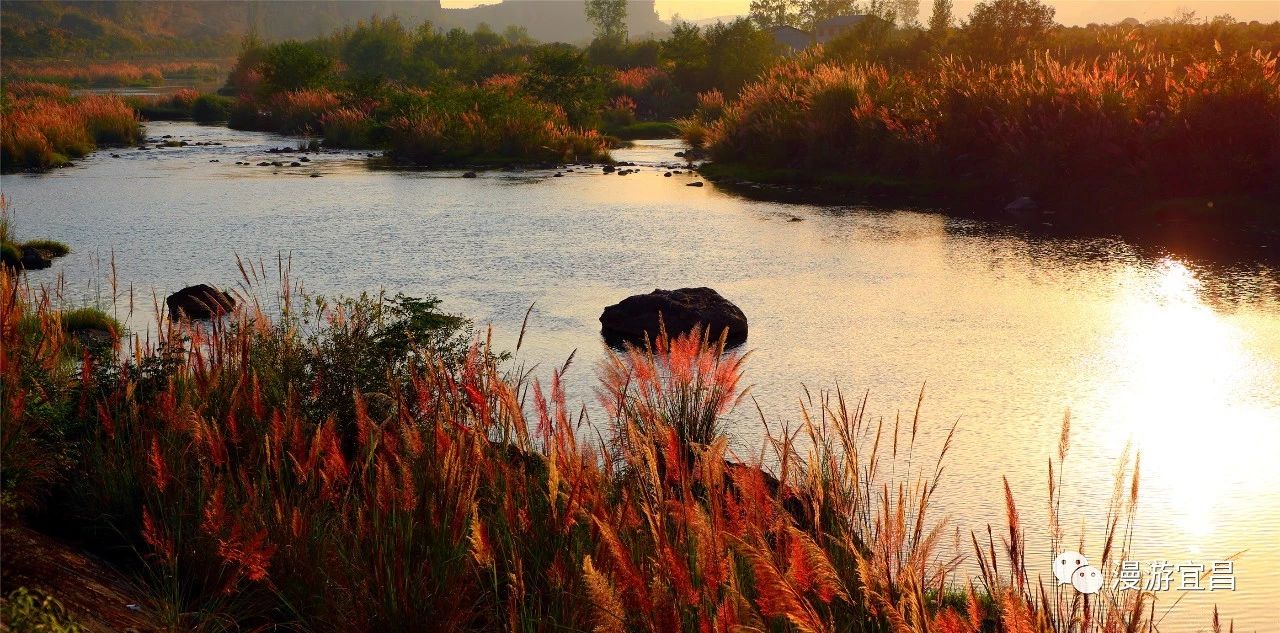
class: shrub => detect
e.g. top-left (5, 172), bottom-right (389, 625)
top-left (1, 242), bottom-right (20, 268)
top-left (20, 239), bottom-right (70, 257)
top-left (695, 46), bottom-right (1280, 206)
top-left (319, 106), bottom-right (375, 147)
top-left (0, 588), bottom-right (82, 633)
top-left (190, 94), bottom-right (234, 123)
top-left (58, 307), bottom-right (120, 336)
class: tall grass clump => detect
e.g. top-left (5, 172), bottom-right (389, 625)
top-left (1, 260), bottom-right (1215, 632)
top-left (696, 44), bottom-right (1280, 210)
top-left (1, 86), bottom-right (141, 172)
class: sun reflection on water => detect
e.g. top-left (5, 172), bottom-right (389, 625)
top-left (1103, 258), bottom-right (1280, 544)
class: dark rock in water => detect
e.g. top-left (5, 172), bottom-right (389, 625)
top-left (553, 172), bottom-right (563, 177)
top-left (271, 161), bottom-right (283, 167)
top-left (1005, 196), bottom-right (1038, 214)
top-left (462, 171), bottom-right (478, 178)
top-left (602, 165), bottom-right (616, 173)
top-left (20, 246), bottom-right (52, 270)
top-left (209, 159), bottom-right (219, 162)
top-left (788, 216), bottom-right (803, 222)
top-left (310, 173), bottom-right (321, 178)
top-left (257, 161), bottom-right (270, 166)
top-left (686, 181), bottom-right (704, 187)
top-left (300, 157), bottom-right (310, 162)
top-left (111, 153), bottom-right (121, 158)
top-left (290, 162), bottom-right (302, 167)
top-left (664, 172), bottom-right (672, 177)
top-left (166, 284), bottom-right (236, 320)
top-left (600, 287), bottom-right (747, 346)
top-left (674, 151), bottom-right (685, 157)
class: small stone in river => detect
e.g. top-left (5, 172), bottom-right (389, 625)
top-left (300, 157), bottom-right (310, 162)
top-left (290, 162), bottom-right (302, 167)
top-left (686, 181), bottom-right (704, 187)
top-left (310, 173), bottom-right (321, 178)
top-left (664, 172), bottom-right (671, 177)
top-left (462, 171), bottom-right (478, 178)
top-left (553, 172), bottom-right (563, 177)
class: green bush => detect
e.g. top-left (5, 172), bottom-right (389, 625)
top-left (0, 588), bottom-right (82, 633)
top-left (191, 94), bottom-right (234, 123)
top-left (58, 307), bottom-right (120, 335)
top-left (1, 242), bottom-right (20, 268)
top-left (20, 239), bottom-right (69, 257)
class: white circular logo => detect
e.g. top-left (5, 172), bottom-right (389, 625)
top-left (1072, 565), bottom-right (1104, 594)
top-left (1053, 550), bottom-right (1088, 585)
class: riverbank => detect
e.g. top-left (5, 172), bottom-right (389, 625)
top-left (695, 161), bottom-right (1280, 258)
top-left (683, 47), bottom-right (1280, 253)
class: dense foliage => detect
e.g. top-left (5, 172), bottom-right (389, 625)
top-left (687, 26), bottom-right (1280, 212)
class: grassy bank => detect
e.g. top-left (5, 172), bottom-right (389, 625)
top-left (0, 60), bottom-right (226, 89)
top-left (685, 45), bottom-right (1280, 229)
top-left (0, 82), bottom-right (142, 172)
top-left (2, 260), bottom-right (1168, 632)
top-left (127, 88), bottom-right (236, 123)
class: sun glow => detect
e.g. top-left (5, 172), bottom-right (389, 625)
top-left (1101, 258), bottom-right (1280, 540)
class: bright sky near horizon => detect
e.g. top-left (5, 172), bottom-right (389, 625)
top-left (440, 0), bottom-right (1280, 25)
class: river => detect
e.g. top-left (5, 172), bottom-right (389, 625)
top-left (3, 121), bottom-right (1278, 631)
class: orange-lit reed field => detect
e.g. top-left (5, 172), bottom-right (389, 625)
top-left (0, 60), bottom-right (226, 88)
top-left (230, 86), bottom-right (610, 165)
top-left (1, 258), bottom-right (1172, 633)
top-left (687, 42), bottom-right (1280, 207)
top-left (0, 82), bottom-right (141, 172)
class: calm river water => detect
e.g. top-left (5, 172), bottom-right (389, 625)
top-left (3, 121), bottom-right (1278, 631)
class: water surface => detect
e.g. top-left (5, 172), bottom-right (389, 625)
top-left (4, 121), bottom-right (1278, 631)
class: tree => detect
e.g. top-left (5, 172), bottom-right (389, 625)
top-left (964, 0), bottom-right (1056, 59)
top-left (928, 0), bottom-right (953, 37)
top-left (260, 41), bottom-right (334, 93)
top-left (584, 0), bottom-right (628, 42)
top-left (749, 0), bottom-right (801, 28)
top-left (704, 18), bottom-right (777, 95)
top-left (799, 0), bottom-right (857, 31)
top-left (892, 0), bottom-right (921, 28)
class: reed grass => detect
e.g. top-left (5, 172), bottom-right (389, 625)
top-left (0, 261), bottom-right (1215, 632)
top-left (1, 87), bottom-right (141, 172)
top-left (693, 43), bottom-right (1280, 208)
top-left (0, 60), bottom-right (225, 88)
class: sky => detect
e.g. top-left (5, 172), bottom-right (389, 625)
top-left (440, 1), bottom-right (1280, 25)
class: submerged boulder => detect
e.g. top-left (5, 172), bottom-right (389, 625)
top-left (20, 246), bottom-right (52, 270)
top-left (600, 287), bottom-right (747, 346)
top-left (1004, 196), bottom-right (1038, 214)
top-left (166, 284), bottom-right (236, 320)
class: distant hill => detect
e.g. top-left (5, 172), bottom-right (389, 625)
top-left (0, 0), bottom-right (669, 59)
